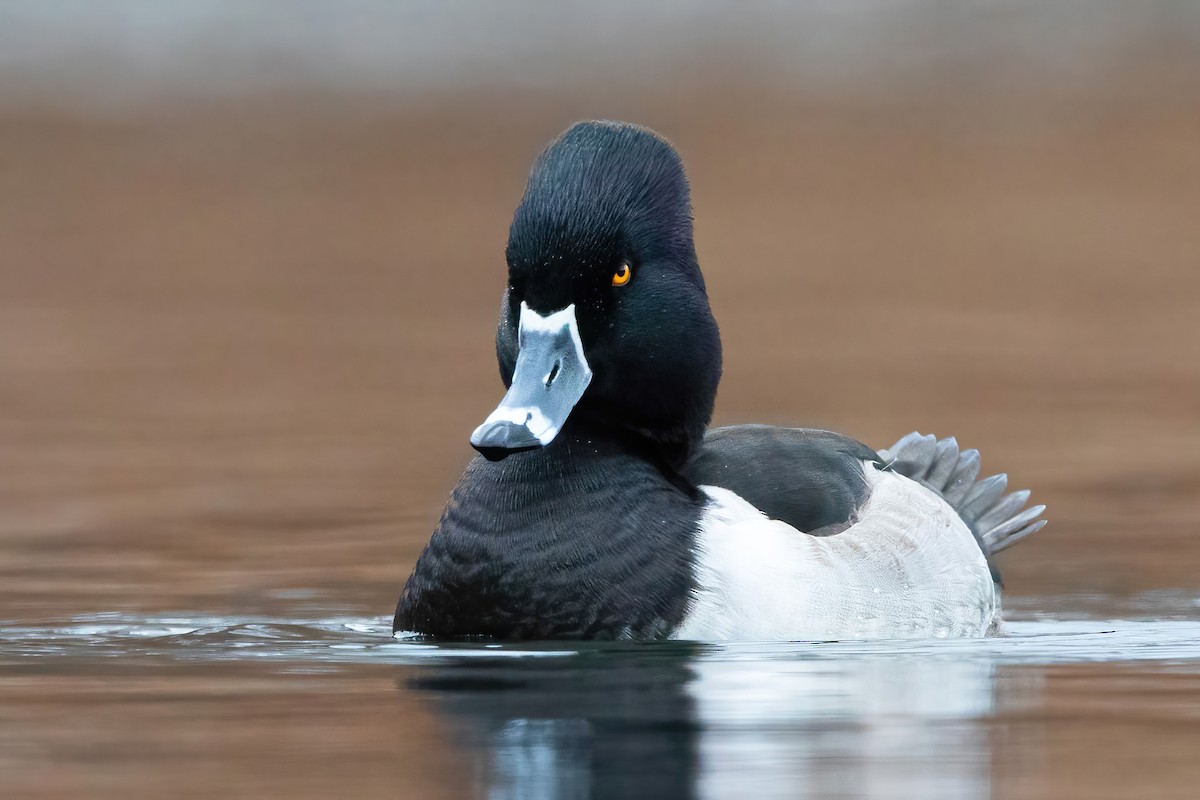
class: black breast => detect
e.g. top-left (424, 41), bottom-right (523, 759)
top-left (393, 430), bottom-right (702, 640)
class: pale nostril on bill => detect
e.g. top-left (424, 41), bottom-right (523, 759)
top-left (545, 360), bottom-right (561, 388)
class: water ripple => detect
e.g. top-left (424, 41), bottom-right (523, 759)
top-left (4, 604), bottom-right (1200, 670)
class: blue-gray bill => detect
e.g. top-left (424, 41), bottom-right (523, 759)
top-left (470, 302), bottom-right (593, 461)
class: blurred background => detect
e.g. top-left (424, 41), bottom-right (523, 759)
top-left (2, 2), bottom-right (1199, 798)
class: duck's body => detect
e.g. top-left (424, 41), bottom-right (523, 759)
top-left (393, 121), bottom-right (1045, 642)
top-left (682, 444), bottom-right (998, 640)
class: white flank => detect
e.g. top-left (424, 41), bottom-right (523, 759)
top-left (672, 464), bottom-right (1000, 641)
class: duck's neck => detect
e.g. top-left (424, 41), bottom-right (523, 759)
top-left (559, 410), bottom-right (705, 491)
top-left (566, 418), bottom-right (705, 497)
top-left (394, 422), bottom-right (703, 639)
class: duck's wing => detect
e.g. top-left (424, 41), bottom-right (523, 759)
top-left (684, 425), bottom-right (882, 535)
top-left (685, 426), bottom-right (1047, 558)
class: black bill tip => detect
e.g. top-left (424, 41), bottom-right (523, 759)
top-left (470, 420), bottom-right (543, 461)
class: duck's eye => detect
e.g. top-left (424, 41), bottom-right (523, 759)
top-left (612, 263), bottom-right (632, 287)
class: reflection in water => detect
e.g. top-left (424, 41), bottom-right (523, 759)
top-left (8, 614), bottom-right (1200, 798)
top-left (407, 645), bottom-right (702, 799)
top-left (488, 719), bottom-right (592, 800)
top-left (403, 645), bottom-right (1027, 800)
top-left (691, 659), bottom-right (998, 799)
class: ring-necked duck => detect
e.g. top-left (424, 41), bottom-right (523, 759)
top-left (393, 121), bottom-right (1046, 641)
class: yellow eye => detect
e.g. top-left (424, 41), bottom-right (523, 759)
top-left (612, 263), bottom-right (632, 286)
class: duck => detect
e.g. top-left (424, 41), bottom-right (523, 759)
top-left (392, 120), bottom-right (1046, 641)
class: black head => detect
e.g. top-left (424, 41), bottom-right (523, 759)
top-left (471, 121), bottom-right (721, 467)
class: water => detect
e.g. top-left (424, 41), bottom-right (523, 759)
top-left (8, 605), bottom-right (1200, 667)
top-left (4, 601), bottom-right (1200, 799)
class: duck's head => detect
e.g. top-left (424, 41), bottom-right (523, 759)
top-left (470, 121), bottom-right (722, 467)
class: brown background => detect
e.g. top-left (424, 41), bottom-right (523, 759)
top-left (4, 77), bottom-right (1198, 620)
top-left (2, 4), bottom-right (1199, 798)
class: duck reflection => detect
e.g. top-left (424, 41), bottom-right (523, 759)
top-left (401, 644), bottom-right (1023, 800)
top-left (404, 643), bottom-right (701, 800)
top-left (688, 654), bottom-right (1001, 799)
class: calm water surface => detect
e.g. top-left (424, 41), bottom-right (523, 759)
top-left (5, 596), bottom-right (1200, 799)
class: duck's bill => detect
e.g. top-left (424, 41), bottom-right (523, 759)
top-left (470, 303), bottom-right (593, 461)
